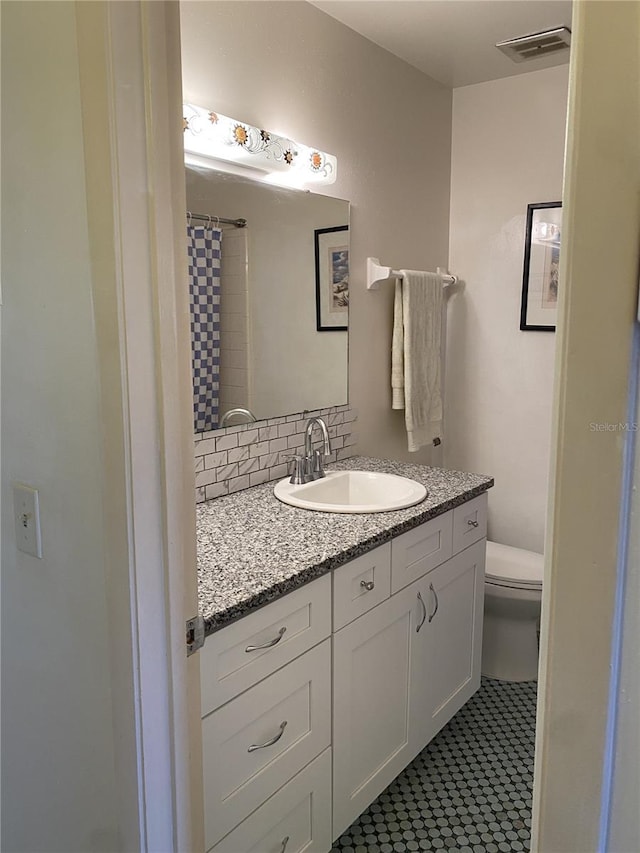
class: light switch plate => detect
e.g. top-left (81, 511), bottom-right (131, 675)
top-left (13, 483), bottom-right (43, 558)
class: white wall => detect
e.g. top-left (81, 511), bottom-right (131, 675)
top-left (1, 3), bottom-right (119, 850)
top-left (180, 0), bottom-right (453, 464)
top-left (446, 65), bottom-right (569, 553)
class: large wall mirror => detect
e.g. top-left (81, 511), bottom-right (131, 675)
top-left (186, 166), bottom-right (349, 433)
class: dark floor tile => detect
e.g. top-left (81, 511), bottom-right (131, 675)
top-left (331, 678), bottom-right (537, 853)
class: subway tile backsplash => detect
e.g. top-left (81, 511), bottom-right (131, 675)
top-left (194, 404), bottom-right (357, 502)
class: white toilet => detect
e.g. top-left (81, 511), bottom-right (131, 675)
top-left (482, 540), bottom-right (544, 682)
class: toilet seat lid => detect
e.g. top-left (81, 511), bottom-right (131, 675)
top-left (485, 541), bottom-right (544, 589)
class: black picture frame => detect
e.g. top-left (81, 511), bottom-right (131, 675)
top-left (314, 225), bottom-right (349, 332)
top-left (520, 201), bottom-right (562, 332)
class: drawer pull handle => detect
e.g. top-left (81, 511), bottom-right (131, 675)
top-left (467, 519), bottom-right (479, 528)
top-left (245, 626), bottom-right (286, 653)
top-left (416, 591), bottom-right (427, 632)
top-left (280, 837), bottom-right (290, 853)
top-left (247, 720), bottom-right (288, 753)
top-left (360, 579), bottom-right (375, 592)
top-left (429, 582), bottom-right (439, 623)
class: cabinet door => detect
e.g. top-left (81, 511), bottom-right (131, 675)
top-left (332, 584), bottom-right (422, 839)
top-left (414, 538), bottom-right (485, 749)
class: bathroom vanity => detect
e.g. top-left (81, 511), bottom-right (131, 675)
top-left (196, 457), bottom-right (492, 852)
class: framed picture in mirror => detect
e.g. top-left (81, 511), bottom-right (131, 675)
top-left (520, 201), bottom-right (562, 331)
top-left (315, 225), bottom-right (349, 332)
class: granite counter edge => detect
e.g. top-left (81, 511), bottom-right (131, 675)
top-left (202, 478), bottom-right (494, 637)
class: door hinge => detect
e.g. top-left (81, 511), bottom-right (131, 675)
top-left (186, 614), bottom-right (205, 656)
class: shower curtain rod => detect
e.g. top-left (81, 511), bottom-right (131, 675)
top-left (187, 211), bottom-right (247, 228)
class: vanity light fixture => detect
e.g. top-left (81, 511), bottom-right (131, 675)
top-left (183, 103), bottom-right (337, 186)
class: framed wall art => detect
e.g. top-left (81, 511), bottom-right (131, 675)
top-left (314, 225), bottom-right (349, 332)
top-left (520, 201), bottom-right (562, 331)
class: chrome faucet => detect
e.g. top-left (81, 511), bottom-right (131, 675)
top-left (219, 407), bottom-right (257, 428)
top-left (303, 416), bottom-right (332, 481)
top-left (286, 417), bottom-right (333, 485)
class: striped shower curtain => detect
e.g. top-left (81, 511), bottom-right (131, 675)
top-left (188, 224), bottom-right (222, 432)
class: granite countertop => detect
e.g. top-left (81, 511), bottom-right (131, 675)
top-left (197, 456), bottom-right (493, 637)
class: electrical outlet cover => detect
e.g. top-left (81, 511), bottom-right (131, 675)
top-left (12, 483), bottom-right (43, 559)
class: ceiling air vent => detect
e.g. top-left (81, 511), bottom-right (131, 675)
top-left (496, 27), bottom-right (571, 63)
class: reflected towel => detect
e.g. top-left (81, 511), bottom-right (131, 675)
top-left (391, 270), bottom-right (443, 452)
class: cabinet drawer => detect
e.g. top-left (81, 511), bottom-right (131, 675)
top-left (209, 748), bottom-right (332, 853)
top-left (452, 493), bottom-right (488, 555)
top-left (202, 640), bottom-right (332, 848)
top-left (391, 511), bottom-right (453, 593)
top-left (200, 574), bottom-right (331, 715)
top-left (333, 543), bottom-right (391, 630)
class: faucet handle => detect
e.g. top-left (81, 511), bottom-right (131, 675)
top-left (310, 448), bottom-right (326, 480)
top-left (287, 455), bottom-right (306, 485)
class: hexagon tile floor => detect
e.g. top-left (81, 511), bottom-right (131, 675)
top-left (331, 678), bottom-right (537, 853)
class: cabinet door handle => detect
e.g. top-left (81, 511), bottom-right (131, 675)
top-left (247, 720), bottom-right (288, 753)
top-left (428, 582), bottom-right (439, 622)
top-left (416, 591), bottom-right (427, 632)
top-left (467, 519), bottom-right (479, 528)
top-left (280, 836), bottom-right (290, 853)
top-left (245, 626), bottom-right (286, 653)
top-left (360, 579), bottom-right (375, 591)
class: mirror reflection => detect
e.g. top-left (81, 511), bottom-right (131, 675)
top-left (186, 167), bottom-right (349, 433)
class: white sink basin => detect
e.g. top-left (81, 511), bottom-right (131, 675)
top-left (273, 470), bottom-right (427, 514)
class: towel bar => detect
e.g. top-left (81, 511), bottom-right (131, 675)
top-left (366, 257), bottom-right (458, 290)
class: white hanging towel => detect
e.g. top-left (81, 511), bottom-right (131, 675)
top-left (391, 270), bottom-right (443, 452)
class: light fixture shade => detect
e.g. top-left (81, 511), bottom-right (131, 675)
top-left (183, 103), bottom-right (337, 186)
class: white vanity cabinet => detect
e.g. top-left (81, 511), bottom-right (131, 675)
top-left (332, 539), bottom-right (485, 838)
top-left (200, 576), bottom-right (333, 852)
top-left (199, 492), bottom-right (488, 852)
top-left (415, 538), bottom-right (485, 743)
top-left (202, 640), bottom-right (331, 846)
top-left (332, 498), bottom-right (487, 838)
top-left (209, 749), bottom-right (333, 853)
top-left (199, 575), bottom-right (332, 716)
top-left (332, 579), bottom-right (424, 836)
